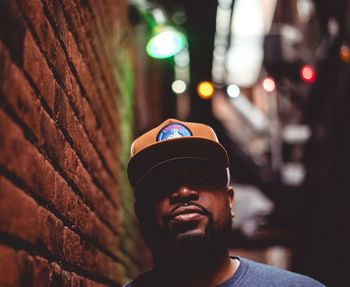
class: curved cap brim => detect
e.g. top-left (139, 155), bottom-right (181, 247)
top-left (127, 137), bottom-right (229, 188)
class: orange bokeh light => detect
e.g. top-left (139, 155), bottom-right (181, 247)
top-left (197, 81), bottom-right (214, 99)
top-left (340, 45), bottom-right (350, 63)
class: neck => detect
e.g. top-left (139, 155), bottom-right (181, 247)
top-left (152, 247), bottom-right (237, 287)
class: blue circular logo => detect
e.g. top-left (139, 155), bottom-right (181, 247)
top-left (157, 123), bottom-right (192, 142)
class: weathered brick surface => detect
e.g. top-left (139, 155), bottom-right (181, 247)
top-left (0, 245), bottom-right (111, 287)
top-left (22, 0), bottom-right (120, 143)
top-left (1, 43), bottom-right (120, 231)
top-left (0, 108), bottom-right (120, 260)
top-left (49, 0), bottom-right (121, 144)
top-left (10, 0), bottom-right (121, 205)
top-left (0, 0), bottom-right (144, 285)
top-left (0, 160), bottom-right (122, 282)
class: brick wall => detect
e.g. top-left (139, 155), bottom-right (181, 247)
top-left (0, 0), bottom-right (143, 286)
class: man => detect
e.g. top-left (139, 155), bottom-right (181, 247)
top-left (125, 118), bottom-right (325, 287)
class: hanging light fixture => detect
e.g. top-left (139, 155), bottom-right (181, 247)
top-left (130, 1), bottom-right (187, 59)
top-left (146, 25), bottom-right (186, 59)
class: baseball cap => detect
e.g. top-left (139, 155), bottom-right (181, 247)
top-left (127, 118), bottom-right (230, 188)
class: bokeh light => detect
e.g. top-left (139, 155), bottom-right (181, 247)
top-left (300, 65), bottom-right (316, 83)
top-left (171, 80), bottom-right (187, 94)
top-left (339, 45), bottom-right (350, 63)
top-left (262, 77), bottom-right (276, 92)
top-left (227, 84), bottom-right (240, 98)
top-left (146, 29), bottom-right (186, 59)
top-left (197, 81), bottom-right (215, 99)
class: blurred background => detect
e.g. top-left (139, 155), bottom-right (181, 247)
top-left (0, 0), bottom-right (349, 286)
top-left (130, 0), bottom-right (350, 285)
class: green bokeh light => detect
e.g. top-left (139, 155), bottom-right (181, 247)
top-left (146, 28), bottom-right (186, 59)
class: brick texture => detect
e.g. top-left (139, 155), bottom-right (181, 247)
top-left (0, 0), bottom-right (144, 286)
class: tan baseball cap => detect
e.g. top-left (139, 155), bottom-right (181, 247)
top-left (127, 118), bottom-right (230, 188)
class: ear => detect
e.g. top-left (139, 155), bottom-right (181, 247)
top-left (226, 186), bottom-right (235, 215)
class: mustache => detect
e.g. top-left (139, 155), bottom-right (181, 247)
top-left (164, 202), bottom-right (212, 221)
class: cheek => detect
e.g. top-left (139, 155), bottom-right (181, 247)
top-left (204, 193), bottom-right (231, 221)
top-left (154, 197), bottom-right (170, 226)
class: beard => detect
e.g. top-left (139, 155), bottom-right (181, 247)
top-left (141, 203), bottom-right (233, 265)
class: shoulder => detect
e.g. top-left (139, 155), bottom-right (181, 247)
top-left (238, 258), bottom-right (326, 287)
top-left (122, 271), bottom-right (153, 287)
top-left (122, 279), bottom-right (136, 287)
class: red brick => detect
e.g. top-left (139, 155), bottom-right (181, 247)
top-left (0, 176), bottom-right (40, 244)
top-left (0, 245), bottom-right (114, 287)
top-left (49, 262), bottom-right (64, 287)
top-left (0, 247), bottom-right (35, 287)
top-left (62, 270), bottom-right (110, 287)
top-left (58, 0), bottom-right (121, 131)
top-left (21, 30), bottom-right (120, 206)
top-left (0, 245), bottom-right (20, 287)
top-left (33, 256), bottom-right (50, 287)
top-left (17, 250), bottom-right (34, 286)
top-left (0, 176), bottom-right (121, 281)
top-left (77, 8), bottom-right (120, 117)
top-left (0, 175), bottom-right (120, 272)
top-left (0, 111), bottom-right (120, 258)
top-left (62, 227), bottom-right (122, 282)
top-left (1, 47), bottom-right (120, 225)
top-left (37, 208), bottom-right (65, 257)
top-left (53, 82), bottom-right (121, 207)
top-left (62, 227), bottom-right (83, 267)
top-left (21, 1), bottom-right (121, 159)
top-left (18, 0), bottom-right (121, 155)
top-left (0, 0), bottom-right (141, 283)
top-left (0, 89), bottom-right (55, 204)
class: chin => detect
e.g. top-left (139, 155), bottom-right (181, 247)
top-left (173, 230), bottom-right (209, 248)
top-left (176, 229), bottom-right (204, 239)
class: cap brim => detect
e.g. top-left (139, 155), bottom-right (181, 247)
top-left (127, 137), bottom-right (229, 188)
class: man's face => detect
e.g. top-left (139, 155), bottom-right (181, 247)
top-left (135, 160), bottom-right (234, 252)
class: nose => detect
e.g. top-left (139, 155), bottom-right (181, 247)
top-left (169, 185), bottom-right (199, 205)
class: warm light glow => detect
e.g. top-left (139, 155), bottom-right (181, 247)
top-left (146, 28), bottom-right (186, 59)
top-left (172, 80), bottom-right (187, 94)
top-left (262, 77), bottom-right (276, 92)
top-left (197, 81), bottom-right (215, 99)
top-left (227, 84), bottom-right (240, 98)
top-left (300, 65), bottom-right (316, 83)
top-left (340, 45), bottom-right (350, 63)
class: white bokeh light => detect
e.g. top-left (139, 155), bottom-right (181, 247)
top-left (171, 80), bottom-right (187, 94)
top-left (227, 84), bottom-right (241, 98)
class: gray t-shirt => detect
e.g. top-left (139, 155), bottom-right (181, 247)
top-left (124, 257), bottom-right (326, 287)
top-left (218, 257), bottom-right (326, 286)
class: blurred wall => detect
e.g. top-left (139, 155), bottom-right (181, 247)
top-left (0, 0), bottom-right (144, 286)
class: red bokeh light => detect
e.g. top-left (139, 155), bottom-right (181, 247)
top-left (300, 65), bottom-right (316, 83)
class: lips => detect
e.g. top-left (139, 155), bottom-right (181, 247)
top-left (169, 205), bottom-right (206, 222)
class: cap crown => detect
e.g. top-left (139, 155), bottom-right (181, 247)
top-left (131, 119), bottom-right (220, 157)
top-left (127, 118), bottom-right (229, 188)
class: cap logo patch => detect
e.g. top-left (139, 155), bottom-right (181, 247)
top-left (157, 123), bottom-right (192, 142)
